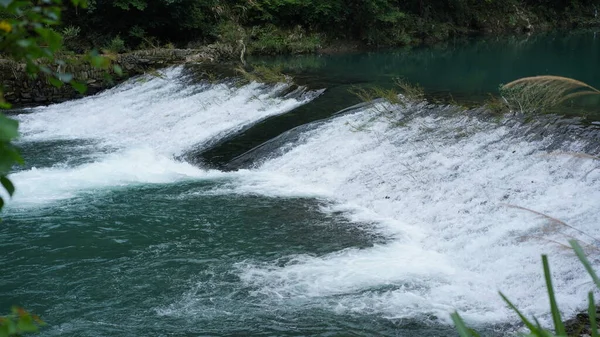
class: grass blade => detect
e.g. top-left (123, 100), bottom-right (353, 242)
top-left (533, 317), bottom-right (556, 337)
top-left (570, 240), bottom-right (600, 289)
top-left (589, 292), bottom-right (598, 337)
top-left (451, 312), bottom-right (473, 337)
top-left (543, 255), bottom-right (566, 335)
top-left (499, 292), bottom-right (541, 334)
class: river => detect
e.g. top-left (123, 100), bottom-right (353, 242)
top-left (1, 31), bottom-right (600, 336)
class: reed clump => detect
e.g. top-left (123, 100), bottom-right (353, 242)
top-left (394, 77), bottom-right (424, 101)
top-left (346, 78), bottom-right (424, 130)
top-left (350, 77), bottom-right (424, 106)
top-left (500, 75), bottom-right (600, 115)
top-left (235, 64), bottom-right (290, 85)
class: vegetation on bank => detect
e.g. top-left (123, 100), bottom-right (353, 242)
top-left (2, 0), bottom-right (594, 56)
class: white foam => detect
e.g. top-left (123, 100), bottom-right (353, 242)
top-left (9, 67), bottom-right (319, 206)
top-left (231, 103), bottom-right (600, 326)
top-left (9, 147), bottom-right (228, 205)
top-left (17, 67), bottom-right (318, 155)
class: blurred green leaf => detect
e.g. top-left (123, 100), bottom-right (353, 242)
top-left (499, 292), bottom-right (541, 334)
top-left (451, 312), bottom-right (478, 337)
top-left (113, 64), bottom-right (123, 76)
top-left (570, 240), bottom-right (600, 289)
top-left (0, 307), bottom-right (43, 336)
top-left (90, 55), bottom-right (110, 69)
top-left (47, 76), bottom-right (64, 88)
top-left (70, 80), bottom-right (86, 94)
top-left (0, 114), bottom-right (19, 141)
top-left (1, 176), bottom-right (15, 196)
top-left (16, 39), bottom-right (32, 48)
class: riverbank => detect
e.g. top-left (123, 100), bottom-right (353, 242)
top-left (190, 5), bottom-right (600, 56)
top-left (58, 0), bottom-right (600, 57)
top-left (0, 48), bottom-right (226, 106)
top-left (6, 24), bottom-right (600, 107)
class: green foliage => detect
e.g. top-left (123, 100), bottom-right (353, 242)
top-left (104, 35), bottom-right (126, 54)
top-left (0, 0), bottom-right (78, 210)
top-left (0, 0), bottom-right (65, 72)
top-left (61, 25), bottom-right (82, 51)
top-left (453, 239), bottom-right (600, 337)
top-left (0, 307), bottom-right (45, 337)
top-left (61, 25), bottom-right (80, 40)
top-left (0, 0), bottom-right (113, 332)
top-left (0, 113), bottom-right (22, 211)
top-left (247, 24), bottom-right (321, 55)
top-left (452, 312), bottom-right (481, 337)
top-left (51, 0), bottom-right (600, 52)
top-left (113, 0), bottom-right (147, 11)
top-left (218, 20), bottom-right (245, 46)
top-left (543, 255), bottom-right (566, 336)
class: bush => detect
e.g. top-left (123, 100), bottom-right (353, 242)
top-left (104, 35), bottom-right (126, 54)
top-left (248, 24), bottom-right (322, 55)
top-left (217, 20), bottom-right (246, 46)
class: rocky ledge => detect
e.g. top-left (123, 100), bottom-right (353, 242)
top-left (0, 45), bottom-right (230, 106)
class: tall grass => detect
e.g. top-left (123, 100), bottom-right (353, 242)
top-left (347, 80), bottom-right (425, 131)
top-left (348, 77), bottom-right (424, 122)
top-left (500, 76), bottom-right (600, 115)
top-left (234, 64), bottom-right (290, 85)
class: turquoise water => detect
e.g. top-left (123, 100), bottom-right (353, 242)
top-left (258, 31), bottom-right (600, 98)
top-left (2, 31), bottom-right (600, 336)
top-left (2, 180), bottom-right (389, 336)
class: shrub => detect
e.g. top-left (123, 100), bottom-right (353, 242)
top-left (61, 25), bottom-right (80, 41)
top-left (248, 24), bottom-right (322, 55)
top-left (217, 20), bottom-right (246, 46)
top-left (104, 35), bottom-right (126, 54)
